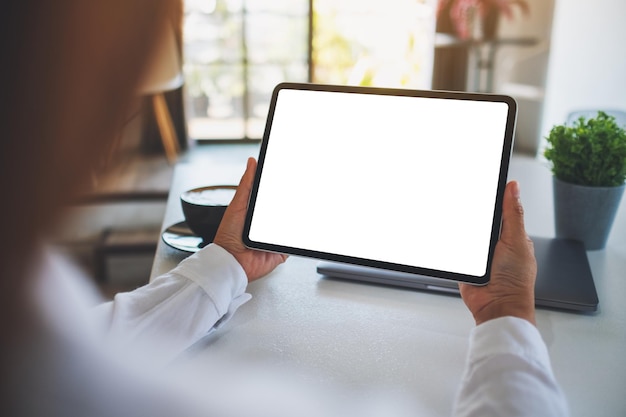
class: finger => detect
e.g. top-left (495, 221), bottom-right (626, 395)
top-left (499, 181), bottom-right (529, 245)
top-left (231, 157), bottom-right (257, 208)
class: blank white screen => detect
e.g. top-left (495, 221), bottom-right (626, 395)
top-left (248, 89), bottom-right (510, 277)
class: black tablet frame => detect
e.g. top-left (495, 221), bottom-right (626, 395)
top-left (243, 82), bottom-right (517, 285)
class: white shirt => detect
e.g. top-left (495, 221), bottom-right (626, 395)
top-left (8, 243), bottom-right (569, 417)
top-left (455, 317), bottom-right (570, 417)
top-left (92, 244), bottom-right (251, 363)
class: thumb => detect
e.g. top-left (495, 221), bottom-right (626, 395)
top-left (231, 157), bottom-right (257, 207)
top-left (499, 181), bottom-right (529, 245)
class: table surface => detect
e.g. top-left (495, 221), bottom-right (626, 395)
top-left (151, 144), bottom-right (626, 417)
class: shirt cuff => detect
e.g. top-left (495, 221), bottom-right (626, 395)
top-left (169, 243), bottom-right (249, 318)
top-left (468, 316), bottom-right (551, 370)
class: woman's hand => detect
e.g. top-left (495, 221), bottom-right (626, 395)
top-left (458, 181), bottom-right (537, 326)
top-left (214, 158), bottom-right (288, 282)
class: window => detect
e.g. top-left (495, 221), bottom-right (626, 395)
top-left (183, 0), bottom-right (435, 141)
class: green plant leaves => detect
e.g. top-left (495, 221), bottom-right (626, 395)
top-left (544, 111), bottom-right (626, 187)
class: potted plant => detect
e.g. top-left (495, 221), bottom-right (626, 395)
top-left (544, 111), bottom-right (626, 250)
top-left (437, 0), bottom-right (530, 40)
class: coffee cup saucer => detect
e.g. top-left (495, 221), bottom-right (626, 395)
top-left (162, 221), bottom-right (210, 253)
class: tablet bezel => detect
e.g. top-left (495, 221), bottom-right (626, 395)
top-left (243, 82), bottom-right (517, 285)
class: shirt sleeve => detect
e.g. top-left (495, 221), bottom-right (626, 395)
top-left (92, 243), bottom-right (250, 363)
top-left (453, 316), bottom-right (570, 417)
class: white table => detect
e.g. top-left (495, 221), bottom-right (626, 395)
top-left (152, 145), bottom-right (626, 417)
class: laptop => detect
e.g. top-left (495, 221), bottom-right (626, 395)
top-left (317, 236), bottom-right (599, 312)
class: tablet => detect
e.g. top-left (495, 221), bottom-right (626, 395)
top-left (243, 83), bottom-right (517, 285)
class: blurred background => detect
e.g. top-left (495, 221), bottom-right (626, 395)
top-left (50, 0), bottom-right (626, 295)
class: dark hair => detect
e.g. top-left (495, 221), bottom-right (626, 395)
top-left (0, 0), bottom-right (170, 333)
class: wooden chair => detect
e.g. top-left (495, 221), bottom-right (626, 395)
top-left (138, 14), bottom-right (184, 164)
